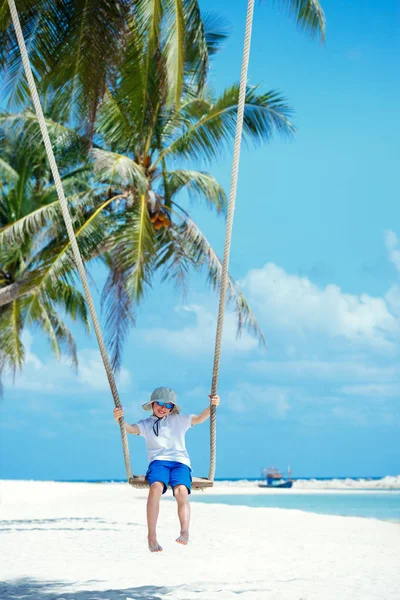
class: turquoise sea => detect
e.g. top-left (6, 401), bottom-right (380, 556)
top-left (184, 490), bottom-right (400, 522)
top-left (67, 476), bottom-right (400, 522)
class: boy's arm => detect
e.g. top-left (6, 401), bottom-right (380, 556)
top-left (113, 408), bottom-right (140, 435)
top-left (191, 395), bottom-right (220, 426)
top-left (125, 423), bottom-right (140, 435)
top-left (191, 407), bottom-right (210, 426)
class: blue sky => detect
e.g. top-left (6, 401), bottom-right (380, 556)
top-left (1, 0), bottom-right (400, 480)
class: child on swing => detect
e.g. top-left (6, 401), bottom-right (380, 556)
top-left (113, 386), bottom-right (220, 552)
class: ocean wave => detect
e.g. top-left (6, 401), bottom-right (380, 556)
top-left (292, 476), bottom-right (400, 490)
top-left (213, 475), bottom-right (400, 490)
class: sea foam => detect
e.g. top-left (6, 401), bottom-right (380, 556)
top-left (213, 475), bottom-right (400, 490)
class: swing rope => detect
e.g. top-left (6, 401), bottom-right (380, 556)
top-left (208, 0), bottom-right (255, 481)
top-left (7, 0), bottom-right (255, 486)
top-left (7, 0), bottom-right (133, 482)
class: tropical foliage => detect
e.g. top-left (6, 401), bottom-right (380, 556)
top-left (0, 0), bottom-right (325, 381)
top-left (0, 109), bottom-right (92, 383)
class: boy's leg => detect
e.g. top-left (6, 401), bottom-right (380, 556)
top-left (147, 482), bottom-right (164, 552)
top-left (174, 484), bottom-right (190, 545)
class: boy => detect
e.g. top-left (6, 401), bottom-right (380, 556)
top-left (113, 386), bottom-right (220, 552)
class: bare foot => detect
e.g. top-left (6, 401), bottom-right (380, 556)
top-left (148, 536), bottom-right (163, 552)
top-left (176, 531), bottom-right (189, 545)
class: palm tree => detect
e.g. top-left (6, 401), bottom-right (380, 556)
top-left (1, 0), bottom-right (325, 118)
top-left (0, 0), bottom-right (325, 376)
top-left (1, 81), bottom-right (292, 372)
top-left (0, 106), bottom-right (94, 382)
top-left (0, 0), bottom-right (228, 131)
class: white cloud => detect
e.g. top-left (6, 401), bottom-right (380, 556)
top-left (6, 342), bottom-right (131, 396)
top-left (241, 262), bottom-right (399, 351)
top-left (138, 233), bottom-right (400, 365)
top-left (73, 349), bottom-right (131, 392)
top-left (385, 285), bottom-right (400, 318)
top-left (140, 304), bottom-right (258, 356)
top-left (7, 231), bottom-right (400, 432)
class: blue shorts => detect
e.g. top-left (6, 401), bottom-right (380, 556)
top-left (145, 460), bottom-right (192, 495)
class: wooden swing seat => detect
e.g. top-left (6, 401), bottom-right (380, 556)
top-left (129, 475), bottom-right (213, 490)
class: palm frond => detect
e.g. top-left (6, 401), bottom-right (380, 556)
top-left (0, 157), bottom-right (19, 184)
top-left (135, 0), bottom-right (163, 125)
top-left (0, 194), bottom-right (120, 316)
top-left (272, 0), bottom-right (325, 42)
top-left (49, 280), bottom-right (89, 331)
top-left (114, 194), bottom-right (158, 303)
top-left (0, 0), bottom-right (65, 106)
top-left (184, 10), bottom-right (229, 93)
top-left (156, 85), bottom-right (294, 166)
top-left (19, 281), bottom-right (87, 365)
top-left (47, 308), bottom-right (78, 368)
top-left (155, 226), bottom-right (191, 295)
top-left (22, 288), bottom-right (79, 367)
top-left (101, 262), bottom-right (134, 372)
top-left (91, 149), bottom-right (148, 194)
top-left (172, 209), bottom-right (265, 344)
top-left (0, 300), bottom-right (25, 378)
top-left (0, 109), bottom-right (90, 155)
top-left (23, 293), bottom-right (60, 360)
top-left (0, 191), bottom-right (94, 248)
top-left (1, 0), bottom-right (131, 119)
top-left (201, 11), bottom-right (229, 57)
top-left (31, 210), bottom-right (110, 288)
top-left (100, 195), bottom-right (158, 367)
top-left (50, 0), bottom-right (131, 123)
top-left (166, 169), bottom-right (226, 212)
top-left (96, 91), bottom-right (137, 153)
top-left (163, 0), bottom-right (185, 107)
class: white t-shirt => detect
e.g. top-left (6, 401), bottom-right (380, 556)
top-left (136, 413), bottom-right (194, 467)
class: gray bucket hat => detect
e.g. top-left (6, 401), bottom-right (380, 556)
top-left (142, 386), bottom-right (180, 414)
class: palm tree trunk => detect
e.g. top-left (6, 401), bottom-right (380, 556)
top-left (0, 236), bottom-right (116, 308)
top-left (0, 281), bottom-right (26, 307)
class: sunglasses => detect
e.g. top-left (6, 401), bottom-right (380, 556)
top-left (154, 401), bottom-right (174, 410)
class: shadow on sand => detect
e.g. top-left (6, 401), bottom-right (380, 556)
top-left (0, 578), bottom-right (176, 600)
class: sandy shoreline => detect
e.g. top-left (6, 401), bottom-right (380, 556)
top-left (1, 480), bottom-right (399, 600)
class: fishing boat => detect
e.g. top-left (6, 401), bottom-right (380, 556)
top-left (258, 466), bottom-right (293, 489)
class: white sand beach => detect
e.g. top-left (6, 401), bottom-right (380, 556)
top-left (1, 480), bottom-right (399, 600)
